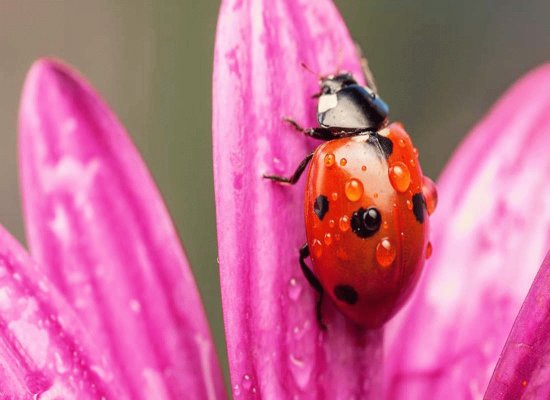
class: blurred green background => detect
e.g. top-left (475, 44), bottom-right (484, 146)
top-left (0, 0), bottom-right (548, 387)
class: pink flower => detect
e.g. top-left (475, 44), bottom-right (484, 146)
top-left (213, 0), bottom-right (550, 399)
top-left (5, 59), bottom-right (226, 399)
top-left (1, 0), bottom-right (549, 399)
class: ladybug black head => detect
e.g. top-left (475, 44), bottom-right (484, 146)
top-left (317, 73), bottom-right (389, 131)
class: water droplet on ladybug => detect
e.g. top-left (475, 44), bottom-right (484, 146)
top-left (288, 277), bottom-right (303, 301)
top-left (413, 147), bottom-right (419, 157)
top-left (339, 158), bottom-right (347, 166)
top-left (312, 239), bottom-right (322, 258)
top-left (389, 162), bottom-right (411, 192)
top-left (426, 242), bottom-right (433, 259)
top-left (406, 199), bottom-right (413, 210)
top-left (409, 159), bottom-right (416, 167)
top-left (324, 153), bottom-right (335, 168)
top-left (398, 138), bottom-right (406, 148)
top-left (345, 179), bottom-right (364, 201)
top-left (324, 233), bottom-right (333, 246)
top-left (331, 192), bottom-right (338, 201)
top-left (329, 219), bottom-right (335, 228)
top-left (376, 238), bottom-right (396, 268)
top-left (336, 247), bottom-right (349, 260)
top-left (383, 221), bottom-right (389, 229)
top-left (339, 215), bottom-right (350, 232)
top-left (422, 176), bottom-right (438, 215)
top-left (334, 233), bottom-right (341, 241)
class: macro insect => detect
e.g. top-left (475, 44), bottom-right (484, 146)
top-left (264, 59), bottom-right (438, 329)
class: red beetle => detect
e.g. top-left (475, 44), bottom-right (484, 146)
top-left (264, 67), bottom-right (437, 329)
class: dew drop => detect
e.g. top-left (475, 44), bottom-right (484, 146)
top-left (233, 384), bottom-right (241, 397)
top-left (361, 165), bottom-right (367, 171)
top-left (312, 240), bottom-right (322, 258)
top-left (334, 233), bottom-right (341, 241)
top-left (242, 374), bottom-right (252, 390)
top-left (413, 147), bottom-right (419, 157)
top-left (422, 176), bottom-right (438, 215)
top-left (383, 221), bottom-right (389, 230)
top-left (409, 159), bottom-right (416, 167)
top-left (389, 162), bottom-right (411, 192)
top-left (288, 278), bottom-right (303, 301)
top-left (328, 219), bottom-right (335, 228)
top-left (426, 242), bottom-right (433, 259)
top-left (339, 216), bottom-right (350, 232)
top-left (324, 153), bottom-right (335, 168)
top-left (398, 138), bottom-right (406, 148)
top-left (331, 192), bottom-right (338, 201)
top-left (345, 179), bottom-right (364, 201)
top-left (406, 199), bottom-right (413, 210)
top-left (376, 238), bottom-right (396, 268)
top-left (324, 233), bottom-right (333, 246)
top-left (339, 158), bottom-right (347, 166)
top-left (336, 247), bottom-right (349, 261)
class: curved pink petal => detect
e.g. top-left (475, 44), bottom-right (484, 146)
top-left (214, 0), bottom-right (383, 398)
top-left (0, 225), bottom-right (128, 399)
top-left (485, 252), bottom-right (550, 399)
top-left (385, 64), bottom-right (550, 399)
top-left (19, 59), bottom-right (225, 400)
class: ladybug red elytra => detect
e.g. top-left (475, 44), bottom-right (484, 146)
top-left (264, 61), bottom-right (437, 329)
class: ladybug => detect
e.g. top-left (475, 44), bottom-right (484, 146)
top-left (264, 63), bottom-right (437, 329)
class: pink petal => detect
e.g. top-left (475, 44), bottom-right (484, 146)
top-left (19, 59), bottom-right (226, 400)
top-left (0, 225), bottom-right (128, 399)
top-left (213, 0), bottom-right (383, 398)
top-left (385, 64), bottom-right (550, 399)
top-left (485, 252), bottom-right (550, 399)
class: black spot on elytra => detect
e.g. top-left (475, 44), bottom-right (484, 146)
top-left (351, 207), bottom-right (381, 238)
top-left (334, 285), bottom-right (358, 305)
top-left (365, 133), bottom-right (393, 159)
top-left (313, 195), bottom-right (329, 220)
top-left (412, 193), bottom-right (426, 223)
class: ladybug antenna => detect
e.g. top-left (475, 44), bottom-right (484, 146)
top-left (300, 62), bottom-right (321, 79)
top-left (354, 42), bottom-right (379, 94)
top-left (335, 46), bottom-right (344, 75)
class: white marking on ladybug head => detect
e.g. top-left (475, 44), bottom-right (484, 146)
top-left (318, 94), bottom-right (338, 113)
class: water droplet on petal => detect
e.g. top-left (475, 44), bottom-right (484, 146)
top-left (242, 374), bottom-right (252, 390)
top-left (233, 384), bottom-right (241, 397)
top-left (324, 153), bottom-right (335, 168)
top-left (288, 278), bottom-right (302, 301)
top-left (422, 176), bottom-right (438, 215)
top-left (324, 233), bottom-right (333, 246)
top-left (389, 162), bottom-right (411, 192)
top-left (376, 238), bottom-right (396, 267)
top-left (345, 179), bottom-right (364, 201)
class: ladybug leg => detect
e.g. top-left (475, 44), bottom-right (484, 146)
top-left (299, 243), bottom-right (327, 330)
top-left (354, 41), bottom-right (379, 94)
top-left (263, 152), bottom-right (314, 185)
top-left (283, 117), bottom-right (335, 141)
